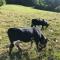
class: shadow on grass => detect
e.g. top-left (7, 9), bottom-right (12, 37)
top-left (0, 49), bottom-right (46, 60)
top-left (0, 49), bottom-right (59, 60)
top-left (0, 51), bottom-right (31, 60)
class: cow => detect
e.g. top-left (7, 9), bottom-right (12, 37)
top-left (31, 19), bottom-right (49, 29)
top-left (7, 27), bottom-right (48, 55)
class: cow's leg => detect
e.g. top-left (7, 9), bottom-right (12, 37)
top-left (36, 43), bottom-right (39, 50)
top-left (35, 41), bottom-right (42, 52)
top-left (35, 41), bottom-right (39, 51)
top-left (41, 26), bottom-right (44, 30)
top-left (16, 43), bottom-right (23, 55)
top-left (28, 40), bottom-right (33, 49)
top-left (9, 43), bottom-right (14, 55)
top-left (16, 45), bottom-right (22, 51)
top-left (31, 24), bottom-right (33, 27)
top-left (31, 40), bottom-right (33, 47)
top-left (15, 41), bottom-right (22, 52)
top-left (35, 25), bottom-right (36, 27)
top-left (45, 25), bottom-right (48, 29)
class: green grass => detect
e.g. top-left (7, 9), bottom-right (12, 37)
top-left (0, 5), bottom-right (60, 60)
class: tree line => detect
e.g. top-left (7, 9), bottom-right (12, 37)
top-left (0, 0), bottom-right (60, 12)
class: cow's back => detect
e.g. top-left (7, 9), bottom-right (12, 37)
top-left (7, 28), bottom-right (34, 42)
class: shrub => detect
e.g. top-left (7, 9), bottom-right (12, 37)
top-left (0, 0), bottom-right (6, 6)
top-left (55, 6), bottom-right (60, 12)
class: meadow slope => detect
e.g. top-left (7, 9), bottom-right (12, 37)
top-left (0, 5), bottom-right (60, 60)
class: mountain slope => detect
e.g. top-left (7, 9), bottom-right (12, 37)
top-left (0, 5), bottom-right (60, 60)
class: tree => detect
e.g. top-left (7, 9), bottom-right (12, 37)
top-left (45, 0), bottom-right (60, 9)
top-left (0, 0), bottom-right (6, 6)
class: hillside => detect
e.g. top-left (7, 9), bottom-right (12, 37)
top-left (0, 5), bottom-right (60, 60)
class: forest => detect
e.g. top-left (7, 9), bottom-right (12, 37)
top-left (0, 0), bottom-right (60, 12)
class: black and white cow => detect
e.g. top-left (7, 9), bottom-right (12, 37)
top-left (7, 27), bottom-right (48, 55)
top-left (31, 19), bottom-right (49, 29)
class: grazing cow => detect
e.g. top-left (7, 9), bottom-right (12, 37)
top-left (31, 19), bottom-right (49, 29)
top-left (7, 27), bottom-right (48, 55)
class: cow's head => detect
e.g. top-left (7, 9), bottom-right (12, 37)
top-left (42, 19), bottom-right (49, 28)
top-left (38, 37), bottom-right (48, 51)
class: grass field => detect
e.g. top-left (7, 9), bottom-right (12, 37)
top-left (0, 5), bottom-right (60, 60)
